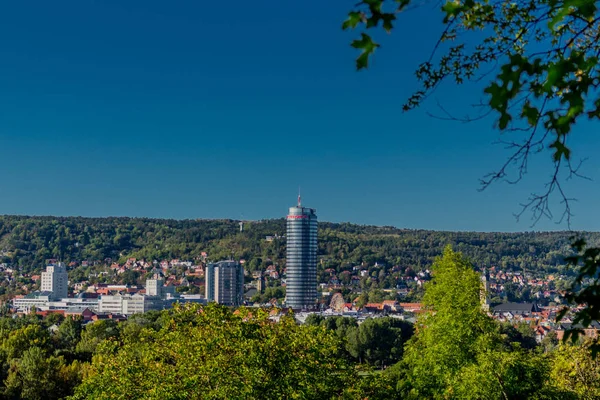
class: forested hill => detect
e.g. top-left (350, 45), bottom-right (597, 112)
top-left (0, 215), bottom-right (597, 275)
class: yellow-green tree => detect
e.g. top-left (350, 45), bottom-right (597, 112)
top-left (71, 304), bottom-right (376, 400)
top-left (397, 247), bottom-right (554, 399)
top-left (550, 342), bottom-right (600, 399)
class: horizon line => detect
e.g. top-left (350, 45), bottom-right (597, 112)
top-left (0, 213), bottom-right (592, 235)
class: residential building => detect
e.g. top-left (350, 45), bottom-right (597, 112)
top-left (556, 321), bottom-right (600, 341)
top-left (285, 196), bottom-right (317, 309)
top-left (205, 261), bottom-right (244, 306)
top-left (41, 263), bottom-right (68, 299)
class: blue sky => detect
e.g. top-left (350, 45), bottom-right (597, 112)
top-left (0, 0), bottom-right (598, 232)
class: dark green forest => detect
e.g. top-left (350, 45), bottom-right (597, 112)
top-left (0, 215), bottom-right (597, 277)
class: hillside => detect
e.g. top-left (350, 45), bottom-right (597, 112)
top-left (0, 215), bottom-right (597, 277)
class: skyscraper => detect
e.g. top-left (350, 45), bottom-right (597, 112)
top-left (205, 261), bottom-right (244, 307)
top-left (285, 195), bottom-right (317, 309)
top-left (41, 262), bottom-right (68, 299)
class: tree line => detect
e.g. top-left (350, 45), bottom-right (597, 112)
top-left (0, 215), bottom-right (595, 277)
top-left (0, 247), bottom-right (596, 398)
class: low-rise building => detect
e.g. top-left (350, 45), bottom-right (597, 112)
top-left (98, 293), bottom-right (166, 315)
top-left (13, 292), bottom-right (99, 313)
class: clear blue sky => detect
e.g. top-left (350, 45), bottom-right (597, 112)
top-left (0, 0), bottom-right (598, 232)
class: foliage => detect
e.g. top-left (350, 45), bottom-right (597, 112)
top-left (250, 285), bottom-right (285, 303)
top-left (305, 315), bottom-right (413, 366)
top-left (562, 238), bottom-right (600, 355)
top-left (75, 320), bottom-right (119, 360)
top-left (70, 303), bottom-right (390, 400)
top-left (0, 248), bottom-right (595, 398)
top-left (343, 0), bottom-right (599, 220)
top-left (0, 315), bottom-right (84, 399)
top-left (398, 247), bottom-right (553, 399)
top-left (499, 321), bottom-right (538, 350)
top-left (56, 317), bottom-right (82, 351)
top-left (343, 0), bottom-right (600, 352)
top-left (550, 341), bottom-right (600, 399)
top-left (5, 347), bottom-right (81, 400)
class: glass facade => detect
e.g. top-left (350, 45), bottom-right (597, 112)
top-left (285, 206), bottom-right (317, 309)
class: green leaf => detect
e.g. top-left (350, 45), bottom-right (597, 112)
top-left (544, 62), bottom-right (566, 90)
top-left (382, 13), bottom-right (396, 33)
top-left (551, 0), bottom-right (598, 28)
top-left (549, 139), bottom-right (571, 161)
top-left (521, 102), bottom-right (540, 126)
top-left (395, 0), bottom-right (411, 12)
top-left (498, 113), bottom-right (511, 130)
top-left (441, 1), bottom-right (465, 22)
top-left (351, 33), bottom-right (380, 70)
top-left (356, 52), bottom-right (370, 70)
top-left (342, 11), bottom-right (363, 30)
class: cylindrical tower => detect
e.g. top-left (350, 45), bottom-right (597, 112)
top-left (285, 198), bottom-right (317, 310)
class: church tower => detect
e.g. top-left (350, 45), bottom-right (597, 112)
top-left (480, 268), bottom-right (490, 313)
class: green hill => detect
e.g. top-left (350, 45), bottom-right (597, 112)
top-left (0, 215), bottom-right (596, 277)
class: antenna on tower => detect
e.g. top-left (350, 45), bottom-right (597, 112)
top-left (298, 186), bottom-right (302, 207)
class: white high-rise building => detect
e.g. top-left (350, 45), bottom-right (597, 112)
top-left (41, 263), bottom-right (68, 299)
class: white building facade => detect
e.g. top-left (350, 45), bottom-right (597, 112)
top-left (98, 293), bottom-right (166, 315)
top-left (41, 263), bottom-right (69, 299)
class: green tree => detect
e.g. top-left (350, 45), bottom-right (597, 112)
top-left (75, 320), bottom-right (119, 359)
top-left (1, 325), bottom-right (50, 360)
top-left (304, 313), bottom-right (325, 326)
top-left (541, 330), bottom-right (559, 353)
top-left (4, 347), bottom-right (81, 400)
top-left (56, 317), bottom-right (82, 351)
top-left (499, 322), bottom-right (538, 351)
top-left (71, 304), bottom-right (360, 400)
top-left (346, 317), bottom-right (412, 367)
top-left (550, 341), bottom-right (600, 399)
top-left (398, 247), bottom-right (551, 398)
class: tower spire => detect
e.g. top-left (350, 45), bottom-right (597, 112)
top-left (298, 187), bottom-right (301, 207)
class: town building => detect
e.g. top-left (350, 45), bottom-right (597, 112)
top-left (14, 273), bottom-right (203, 315)
top-left (13, 292), bottom-right (99, 313)
top-left (285, 195), bottom-right (318, 310)
top-left (556, 321), bottom-right (600, 341)
top-left (41, 263), bottom-right (68, 299)
top-left (492, 302), bottom-right (541, 316)
top-left (205, 261), bottom-right (244, 306)
top-left (146, 273), bottom-right (175, 297)
top-left (98, 293), bottom-right (165, 315)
